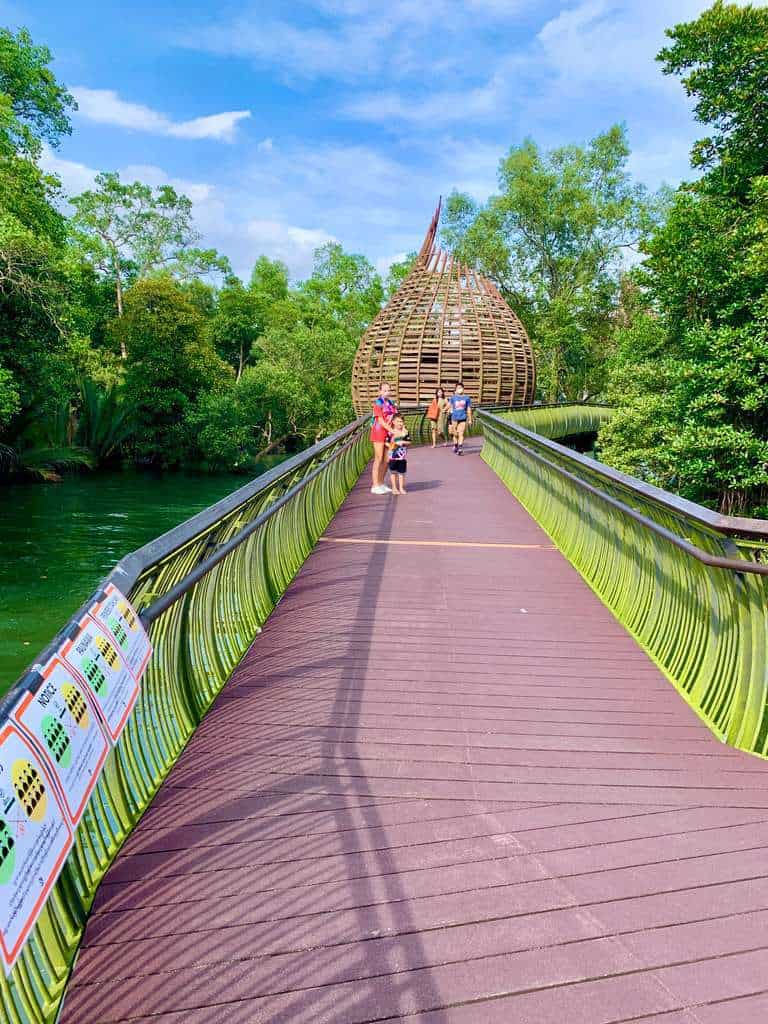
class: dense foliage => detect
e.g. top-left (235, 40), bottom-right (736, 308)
top-left (441, 126), bottom-right (660, 401)
top-left (0, 26), bottom-right (385, 478)
top-left (599, 1), bottom-right (768, 516)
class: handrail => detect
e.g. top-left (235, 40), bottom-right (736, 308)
top-left (142, 429), bottom-right (362, 624)
top-left (112, 415), bottom-right (370, 595)
top-left (405, 400), bottom-right (611, 447)
top-left (478, 408), bottom-right (768, 759)
top-left (480, 409), bottom-right (768, 541)
top-left (0, 415), bottom-right (369, 723)
top-left (482, 416), bottom-right (768, 575)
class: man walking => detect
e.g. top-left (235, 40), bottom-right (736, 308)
top-left (448, 383), bottom-right (472, 455)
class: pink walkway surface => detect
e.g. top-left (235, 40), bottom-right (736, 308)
top-left (60, 439), bottom-right (768, 1022)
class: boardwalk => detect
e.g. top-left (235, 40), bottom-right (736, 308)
top-left (61, 439), bottom-right (768, 1023)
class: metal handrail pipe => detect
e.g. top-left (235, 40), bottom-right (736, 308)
top-left (112, 414), bottom-right (370, 593)
top-left (481, 418), bottom-right (768, 576)
top-left (141, 430), bottom-right (362, 625)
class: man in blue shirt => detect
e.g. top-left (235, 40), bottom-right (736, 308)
top-left (448, 383), bottom-right (472, 455)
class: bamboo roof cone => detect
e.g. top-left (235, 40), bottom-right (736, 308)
top-left (352, 199), bottom-right (536, 414)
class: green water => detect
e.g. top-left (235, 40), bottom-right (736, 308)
top-left (0, 464), bottom-right (282, 694)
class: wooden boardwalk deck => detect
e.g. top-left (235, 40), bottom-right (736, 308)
top-left (61, 439), bottom-right (768, 1023)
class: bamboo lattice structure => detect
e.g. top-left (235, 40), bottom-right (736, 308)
top-left (352, 200), bottom-right (536, 412)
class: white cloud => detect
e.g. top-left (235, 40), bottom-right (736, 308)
top-left (119, 164), bottom-right (214, 203)
top-left (247, 220), bottom-right (337, 277)
top-left (40, 147), bottom-right (215, 204)
top-left (375, 251), bottom-right (408, 276)
top-left (71, 87), bottom-right (251, 141)
top-left (39, 148), bottom-right (99, 195)
top-left (533, 0), bottom-right (707, 101)
top-left (257, 137), bottom-right (274, 153)
top-left (626, 135), bottom-right (698, 192)
top-left (340, 1), bottom-right (717, 131)
top-left (181, 0), bottom-right (533, 81)
top-left (38, 145), bottom-right (345, 281)
top-left (343, 74), bottom-right (507, 127)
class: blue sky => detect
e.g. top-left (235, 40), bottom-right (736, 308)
top-left (2, 0), bottom-right (728, 280)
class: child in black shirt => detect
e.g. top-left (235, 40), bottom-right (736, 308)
top-left (387, 414), bottom-right (411, 495)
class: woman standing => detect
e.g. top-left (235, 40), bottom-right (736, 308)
top-left (429, 387), bottom-right (450, 448)
top-left (370, 382), bottom-right (397, 494)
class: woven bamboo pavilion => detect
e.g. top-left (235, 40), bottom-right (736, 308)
top-left (352, 200), bottom-right (536, 413)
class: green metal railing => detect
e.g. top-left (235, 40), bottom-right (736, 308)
top-left (501, 403), bottom-right (613, 439)
top-left (0, 416), bottom-right (371, 1024)
top-left (479, 409), bottom-right (768, 758)
top-left (405, 402), bottom-right (611, 446)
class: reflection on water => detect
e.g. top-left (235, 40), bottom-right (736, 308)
top-left (0, 463), bottom-right (283, 693)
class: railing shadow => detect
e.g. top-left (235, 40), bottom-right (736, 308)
top-left (65, 468), bottom-right (451, 1022)
top-left (230, 474), bottom-right (449, 1021)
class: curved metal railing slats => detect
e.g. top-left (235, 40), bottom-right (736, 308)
top-left (478, 409), bottom-right (768, 759)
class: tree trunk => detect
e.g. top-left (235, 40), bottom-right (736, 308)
top-left (237, 343), bottom-right (244, 381)
top-left (548, 347), bottom-right (560, 403)
top-left (114, 253), bottom-right (127, 359)
top-left (255, 435), bottom-right (288, 459)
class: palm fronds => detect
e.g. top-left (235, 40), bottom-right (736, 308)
top-left (0, 442), bottom-right (94, 481)
top-left (75, 378), bottom-right (135, 461)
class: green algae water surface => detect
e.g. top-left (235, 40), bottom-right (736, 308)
top-left (0, 463), bottom-right (283, 694)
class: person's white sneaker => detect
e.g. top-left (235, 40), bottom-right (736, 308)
top-left (372, 485), bottom-right (391, 494)
top-left (371, 486), bottom-right (379, 493)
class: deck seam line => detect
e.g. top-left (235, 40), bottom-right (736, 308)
top-left (319, 536), bottom-right (557, 549)
top-left (67, 907), bottom-right (768, 992)
top-left (77, 869), bottom-right (768, 954)
top-left (86, 838), bottom-right (768, 927)
top-left (77, 942), bottom-right (768, 1022)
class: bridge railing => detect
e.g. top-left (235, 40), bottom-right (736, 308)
top-left (0, 416), bottom-right (371, 1024)
top-left (405, 401), bottom-right (611, 445)
top-left (496, 402), bottom-right (613, 440)
top-left (479, 408), bottom-right (768, 758)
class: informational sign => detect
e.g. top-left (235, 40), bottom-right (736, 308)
top-left (60, 617), bottom-right (140, 743)
top-left (88, 583), bottom-right (152, 681)
top-left (0, 722), bottom-right (72, 974)
top-left (12, 658), bottom-right (110, 826)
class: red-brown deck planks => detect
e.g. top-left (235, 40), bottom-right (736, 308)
top-left (60, 439), bottom-right (768, 1023)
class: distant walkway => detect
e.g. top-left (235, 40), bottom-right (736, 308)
top-left (61, 439), bottom-right (768, 1023)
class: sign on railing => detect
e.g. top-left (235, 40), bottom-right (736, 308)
top-left (0, 722), bottom-right (72, 974)
top-left (12, 659), bottom-right (110, 826)
top-left (88, 582), bottom-right (152, 680)
top-left (0, 586), bottom-right (151, 973)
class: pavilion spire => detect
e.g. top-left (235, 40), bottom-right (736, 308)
top-left (417, 196), bottom-right (442, 262)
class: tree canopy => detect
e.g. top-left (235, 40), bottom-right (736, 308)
top-left (70, 172), bottom-right (229, 341)
top-left (5, 4), bottom-right (767, 510)
top-left (0, 24), bottom-right (389, 478)
top-left (657, 0), bottom-right (768, 191)
top-left (442, 125), bottom-right (659, 400)
top-left (0, 26), bottom-right (75, 158)
top-left (599, 1), bottom-right (768, 516)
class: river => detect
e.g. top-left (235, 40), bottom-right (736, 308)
top-left (0, 463), bottom-right (283, 694)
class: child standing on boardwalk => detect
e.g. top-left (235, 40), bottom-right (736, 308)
top-left (387, 414), bottom-right (411, 495)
